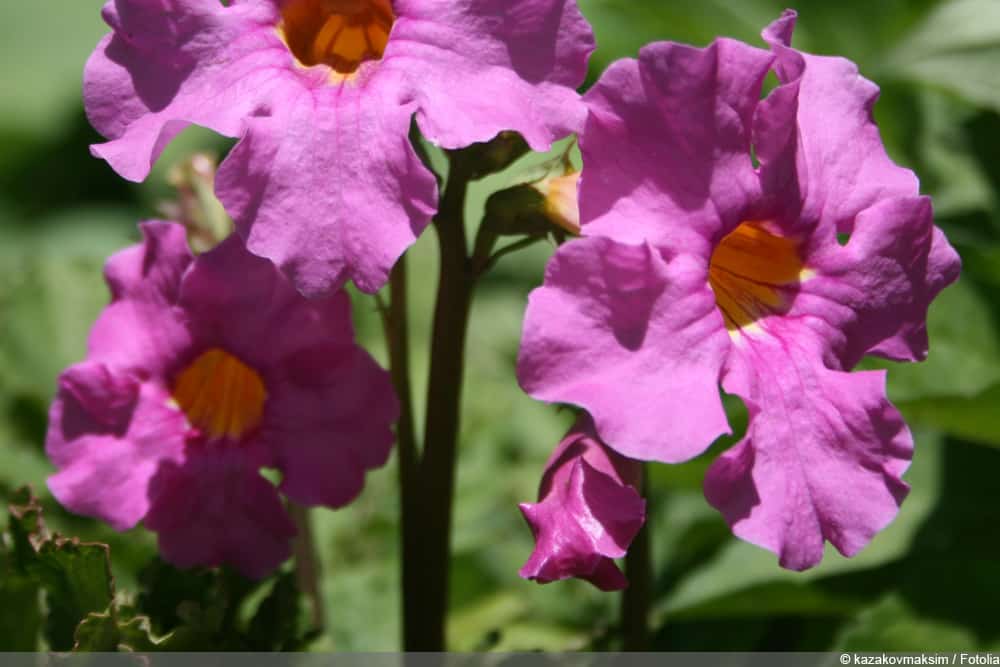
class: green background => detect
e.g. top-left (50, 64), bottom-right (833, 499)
top-left (2, 0), bottom-right (1000, 651)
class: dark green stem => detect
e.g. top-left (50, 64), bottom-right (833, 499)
top-left (403, 156), bottom-right (474, 651)
top-left (289, 503), bottom-right (326, 631)
top-left (621, 465), bottom-right (652, 651)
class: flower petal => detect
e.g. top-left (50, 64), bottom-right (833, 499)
top-left (47, 376), bottom-right (187, 531)
top-left (265, 342), bottom-right (398, 508)
top-left (88, 222), bottom-right (194, 378)
top-left (391, 0), bottom-right (594, 150)
top-left (85, 0), bottom-right (292, 182)
top-left (795, 196), bottom-right (962, 367)
top-left (707, 337), bottom-right (912, 570)
top-left (756, 10), bottom-right (920, 234)
top-left (144, 450), bottom-right (296, 579)
top-left (580, 38), bottom-right (772, 249)
top-left (178, 234), bottom-right (356, 366)
top-left (216, 78), bottom-right (438, 295)
top-left (518, 237), bottom-right (731, 462)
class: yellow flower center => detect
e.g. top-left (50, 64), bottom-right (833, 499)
top-left (172, 348), bottom-right (267, 441)
top-left (708, 222), bottom-right (807, 332)
top-left (279, 0), bottom-right (395, 75)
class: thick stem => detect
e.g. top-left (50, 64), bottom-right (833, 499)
top-left (404, 158), bottom-right (474, 651)
top-left (289, 503), bottom-right (326, 631)
top-left (391, 258), bottom-right (426, 651)
top-left (621, 465), bottom-right (652, 651)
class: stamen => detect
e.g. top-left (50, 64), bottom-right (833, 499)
top-left (172, 348), bottom-right (267, 441)
top-left (279, 0), bottom-right (395, 75)
top-left (708, 222), bottom-right (806, 332)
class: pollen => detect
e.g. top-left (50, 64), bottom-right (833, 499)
top-left (708, 222), bottom-right (806, 332)
top-left (279, 0), bottom-right (395, 75)
top-left (172, 348), bottom-right (267, 441)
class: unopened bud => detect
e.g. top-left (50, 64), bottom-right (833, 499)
top-left (532, 170), bottom-right (581, 235)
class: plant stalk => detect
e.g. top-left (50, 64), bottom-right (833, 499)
top-left (402, 157), bottom-right (474, 651)
top-left (621, 464), bottom-right (652, 651)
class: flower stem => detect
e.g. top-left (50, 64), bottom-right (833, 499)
top-left (401, 155), bottom-right (474, 651)
top-left (621, 465), bottom-right (652, 651)
top-left (289, 503), bottom-right (326, 630)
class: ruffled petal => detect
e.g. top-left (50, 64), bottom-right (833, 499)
top-left (795, 197), bottom-right (962, 367)
top-left (88, 222), bottom-right (193, 378)
top-left (518, 237), bottom-right (731, 462)
top-left (519, 417), bottom-right (645, 591)
top-left (144, 449), bottom-right (296, 579)
top-left (580, 38), bottom-right (772, 250)
top-left (178, 234), bottom-right (356, 366)
top-left (264, 343), bottom-right (398, 508)
top-left (85, 0), bottom-right (293, 181)
top-left (47, 375), bottom-right (187, 531)
top-left (391, 0), bottom-right (594, 150)
top-left (755, 10), bottom-right (920, 234)
top-left (707, 336), bottom-right (912, 570)
top-left (216, 77), bottom-right (438, 295)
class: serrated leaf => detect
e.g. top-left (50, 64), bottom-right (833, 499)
top-left (73, 612), bottom-right (120, 652)
top-left (5, 486), bottom-right (115, 651)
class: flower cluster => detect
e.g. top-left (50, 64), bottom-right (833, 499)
top-left (57, 1), bottom-right (960, 589)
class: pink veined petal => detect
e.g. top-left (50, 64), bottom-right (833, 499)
top-left (707, 333), bottom-right (913, 571)
top-left (390, 0), bottom-right (594, 150)
top-left (215, 77), bottom-right (438, 296)
top-left (85, 222), bottom-right (195, 376)
top-left (755, 10), bottom-right (920, 235)
top-left (580, 38), bottom-right (772, 251)
top-left (518, 236), bottom-right (731, 462)
top-left (85, 0), bottom-right (291, 182)
top-left (144, 449), bottom-right (296, 579)
top-left (781, 197), bottom-right (962, 369)
top-left (47, 376), bottom-right (187, 531)
top-left (265, 342), bottom-right (399, 508)
top-left (178, 234), bottom-right (357, 366)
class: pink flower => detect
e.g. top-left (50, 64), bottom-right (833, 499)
top-left (517, 12), bottom-right (961, 570)
top-left (46, 222), bottom-right (397, 578)
top-left (519, 416), bottom-right (645, 591)
top-left (84, 0), bottom-right (595, 296)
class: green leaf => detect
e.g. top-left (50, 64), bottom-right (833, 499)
top-left (897, 383), bottom-right (1000, 447)
top-left (33, 537), bottom-right (116, 650)
top-left (0, 566), bottom-right (41, 651)
top-left (883, 0), bottom-right (1000, 113)
top-left (5, 486), bottom-right (115, 651)
top-left (835, 595), bottom-right (975, 652)
top-left (657, 431), bottom-right (944, 621)
top-left (73, 612), bottom-right (120, 652)
top-left (248, 572), bottom-right (310, 651)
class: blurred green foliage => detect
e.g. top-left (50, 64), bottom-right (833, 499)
top-left (1, 0), bottom-right (1000, 653)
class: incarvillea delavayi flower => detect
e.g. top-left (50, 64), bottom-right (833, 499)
top-left (518, 11), bottom-right (961, 571)
top-left (46, 222), bottom-right (397, 577)
top-left (84, 0), bottom-right (595, 296)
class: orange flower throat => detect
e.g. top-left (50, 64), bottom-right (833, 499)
top-left (708, 222), bottom-right (806, 332)
top-left (172, 348), bottom-right (267, 441)
top-left (279, 0), bottom-right (395, 75)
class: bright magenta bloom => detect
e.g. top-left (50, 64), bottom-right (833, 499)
top-left (84, 0), bottom-right (595, 296)
top-left (519, 416), bottom-right (645, 591)
top-left (46, 222), bottom-right (397, 577)
top-left (518, 13), bottom-right (961, 569)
